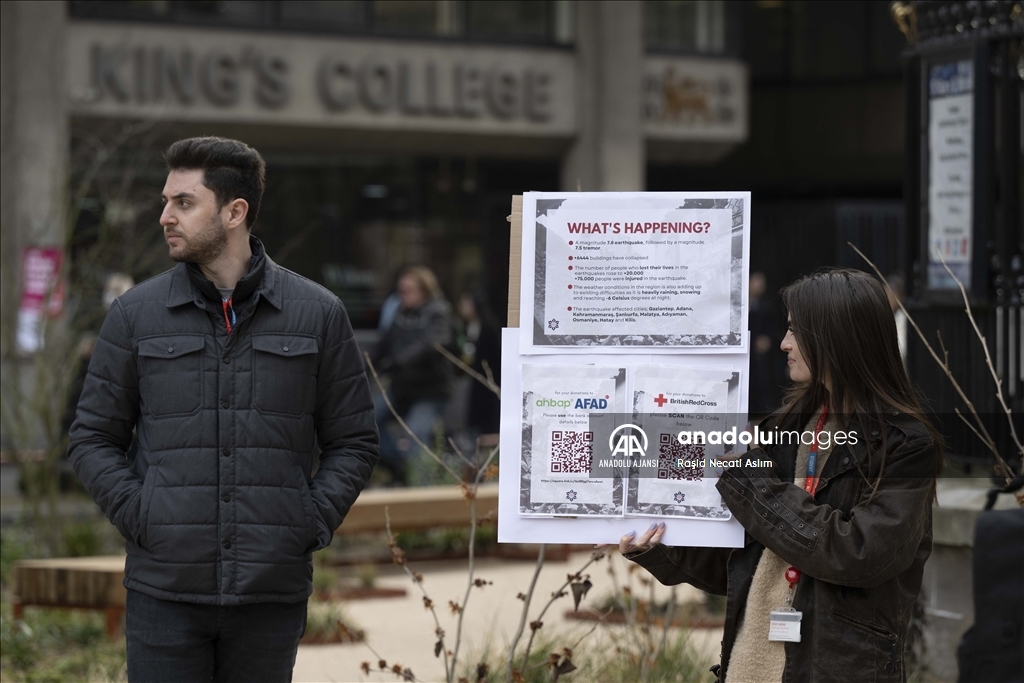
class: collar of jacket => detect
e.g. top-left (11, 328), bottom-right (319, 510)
top-left (819, 411), bottom-right (890, 487)
top-left (756, 410), bottom-right (887, 495)
top-left (166, 235), bottom-right (281, 311)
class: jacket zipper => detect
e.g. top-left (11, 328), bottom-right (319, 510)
top-left (830, 611), bottom-right (899, 674)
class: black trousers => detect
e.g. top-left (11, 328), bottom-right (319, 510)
top-left (125, 589), bottom-right (307, 683)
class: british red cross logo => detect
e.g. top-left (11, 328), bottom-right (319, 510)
top-left (653, 393), bottom-right (668, 407)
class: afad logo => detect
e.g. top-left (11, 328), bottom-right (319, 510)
top-left (535, 396), bottom-right (610, 410)
top-left (609, 424), bottom-right (648, 458)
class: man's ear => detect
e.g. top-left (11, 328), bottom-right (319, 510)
top-left (225, 198), bottom-right (249, 230)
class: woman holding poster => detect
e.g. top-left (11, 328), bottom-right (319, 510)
top-left (618, 269), bottom-right (942, 683)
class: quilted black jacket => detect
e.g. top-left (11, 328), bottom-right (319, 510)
top-left (627, 412), bottom-right (939, 683)
top-left (68, 239), bottom-right (378, 605)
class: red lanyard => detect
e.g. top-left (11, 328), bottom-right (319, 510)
top-left (802, 403), bottom-right (829, 496)
top-left (787, 404), bottom-right (829, 592)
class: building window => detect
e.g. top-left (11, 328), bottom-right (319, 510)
top-left (180, 0), bottom-right (272, 24)
top-left (278, 1), bottom-right (366, 30)
top-left (644, 0), bottom-right (728, 55)
top-left (69, 0), bottom-right (575, 45)
top-left (372, 0), bottom-right (442, 35)
top-left (745, 0), bottom-right (906, 84)
top-left (69, 0), bottom-right (173, 20)
top-left (465, 1), bottom-right (548, 41)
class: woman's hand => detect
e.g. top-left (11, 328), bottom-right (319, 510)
top-left (597, 521), bottom-right (667, 555)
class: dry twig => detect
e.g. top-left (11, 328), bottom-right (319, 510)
top-left (520, 550), bottom-right (607, 670)
top-left (432, 342), bottom-right (501, 397)
top-left (364, 352), bottom-right (464, 484)
top-left (850, 243), bottom-right (1020, 488)
top-left (384, 507), bottom-right (451, 680)
top-left (449, 444), bottom-right (500, 677)
top-left (935, 253), bottom-right (1023, 460)
top-left (506, 544), bottom-right (546, 681)
top-left (359, 638), bottom-right (422, 683)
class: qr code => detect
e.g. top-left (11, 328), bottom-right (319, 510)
top-left (657, 433), bottom-right (705, 481)
top-left (550, 430), bottom-right (594, 474)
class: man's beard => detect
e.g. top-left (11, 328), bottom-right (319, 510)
top-left (168, 214), bottom-right (228, 264)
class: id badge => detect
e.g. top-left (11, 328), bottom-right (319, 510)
top-left (769, 609), bottom-right (802, 642)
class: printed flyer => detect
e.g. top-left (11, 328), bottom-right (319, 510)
top-left (519, 364), bottom-right (627, 517)
top-left (626, 365), bottom-right (742, 519)
top-left (519, 192), bottom-right (750, 352)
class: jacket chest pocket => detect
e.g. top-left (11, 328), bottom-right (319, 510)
top-left (252, 335), bottom-right (319, 417)
top-left (138, 335), bottom-right (206, 418)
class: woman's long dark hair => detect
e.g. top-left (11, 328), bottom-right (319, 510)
top-left (771, 269), bottom-right (943, 493)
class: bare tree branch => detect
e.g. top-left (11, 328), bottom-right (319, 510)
top-left (520, 550), bottom-right (606, 670)
top-left (954, 407), bottom-right (988, 447)
top-left (446, 436), bottom-right (476, 469)
top-left (384, 507), bottom-right (450, 681)
top-left (656, 586), bottom-right (678, 660)
top-left (360, 635), bottom-right (425, 683)
top-left (449, 488), bottom-right (477, 681)
top-left (481, 359), bottom-right (496, 391)
top-left (507, 544), bottom-right (546, 681)
top-left (433, 342), bottom-right (500, 397)
top-left (849, 243), bottom-right (1018, 485)
top-left (364, 352), bottom-right (464, 484)
top-left (936, 252), bottom-right (1024, 460)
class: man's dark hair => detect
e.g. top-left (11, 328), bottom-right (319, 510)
top-left (164, 137), bottom-right (266, 229)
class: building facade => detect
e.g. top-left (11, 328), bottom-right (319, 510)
top-left (11, 1), bottom-right (987, 420)
top-left (2, 0), bottom-right (751, 331)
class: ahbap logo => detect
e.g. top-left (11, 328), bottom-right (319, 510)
top-left (609, 424), bottom-right (648, 458)
top-left (548, 319), bottom-right (560, 331)
top-left (674, 491), bottom-right (686, 503)
top-left (565, 489), bottom-right (577, 502)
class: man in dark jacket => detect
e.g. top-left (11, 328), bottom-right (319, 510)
top-left (68, 137), bottom-right (378, 682)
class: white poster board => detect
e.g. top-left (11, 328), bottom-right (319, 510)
top-left (499, 191), bottom-right (751, 548)
top-left (519, 192), bottom-right (749, 353)
top-left (498, 330), bottom-right (747, 547)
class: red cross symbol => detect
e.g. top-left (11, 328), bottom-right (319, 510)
top-left (654, 393), bottom-right (668, 407)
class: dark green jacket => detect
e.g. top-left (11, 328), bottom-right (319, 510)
top-left (627, 413), bottom-right (938, 683)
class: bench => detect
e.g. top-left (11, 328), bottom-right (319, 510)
top-left (9, 481), bottom-right (501, 636)
top-left (11, 555), bottom-right (127, 637)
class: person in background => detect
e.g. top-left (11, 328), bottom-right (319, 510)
top-left (102, 272), bottom-right (136, 310)
top-left (456, 288), bottom-right (502, 438)
top-left (63, 273), bottom-right (135, 445)
top-left (886, 273), bottom-right (909, 365)
top-left (748, 271), bottom-right (779, 418)
top-left (370, 266), bottom-right (453, 485)
top-left (376, 264), bottom-right (410, 334)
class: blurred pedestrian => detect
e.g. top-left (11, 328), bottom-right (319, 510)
top-left (68, 136), bottom-right (378, 682)
top-left (457, 288), bottom-right (501, 437)
top-left (748, 271), bottom-right (779, 417)
top-left (102, 272), bottom-right (135, 310)
top-left (63, 273), bottom-right (134, 447)
top-left (886, 273), bottom-right (908, 364)
top-left (376, 264), bottom-right (411, 333)
top-left (370, 266), bottom-right (453, 485)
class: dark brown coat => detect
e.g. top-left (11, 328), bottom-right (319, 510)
top-left (627, 412), bottom-right (938, 682)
